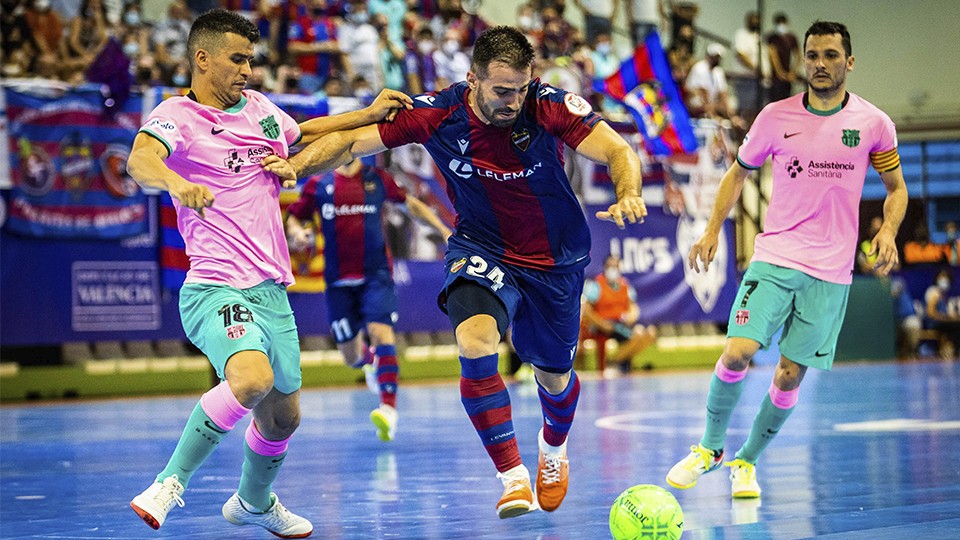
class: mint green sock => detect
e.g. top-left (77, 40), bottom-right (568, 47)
top-left (157, 402), bottom-right (230, 488)
top-left (238, 441), bottom-right (286, 511)
top-left (736, 394), bottom-right (795, 464)
top-left (700, 373), bottom-right (746, 451)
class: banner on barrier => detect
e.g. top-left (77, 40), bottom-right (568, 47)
top-left (4, 85), bottom-right (147, 238)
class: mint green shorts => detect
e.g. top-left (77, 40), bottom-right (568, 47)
top-left (727, 261), bottom-right (850, 370)
top-left (179, 280), bottom-right (302, 393)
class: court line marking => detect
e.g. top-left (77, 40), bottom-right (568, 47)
top-left (833, 418), bottom-right (960, 432)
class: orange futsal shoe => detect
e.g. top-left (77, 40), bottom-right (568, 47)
top-left (495, 465), bottom-right (536, 519)
top-left (536, 429), bottom-right (569, 512)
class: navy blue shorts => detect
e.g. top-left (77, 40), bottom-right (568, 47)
top-left (325, 273), bottom-right (398, 343)
top-left (439, 244), bottom-right (584, 373)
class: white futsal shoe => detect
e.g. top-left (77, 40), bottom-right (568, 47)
top-left (222, 492), bottom-right (313, 538)
top-left (130, 474), bottom-right (185, 530)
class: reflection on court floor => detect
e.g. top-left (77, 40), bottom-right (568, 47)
top-left (2, 361), bottom-right (959, 539)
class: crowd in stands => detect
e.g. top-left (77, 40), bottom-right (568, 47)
top-left (1, 0), bottom-right (811, 128)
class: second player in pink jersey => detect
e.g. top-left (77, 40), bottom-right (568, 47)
top-left (667, 20), bottom-right (908, 500)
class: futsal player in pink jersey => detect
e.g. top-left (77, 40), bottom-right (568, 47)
top-left (125, 10), bottom-right (410, 537)
top-left (666, 21), bottom-right (908, 499)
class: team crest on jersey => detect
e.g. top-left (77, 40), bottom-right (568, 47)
top-left (450, 257), bottom-right (467, 273)
top-left (226, 324), bottom-right (246, 339)
top-left (564, 93), bottom-right (592, 116)
top-left (364, 181), bottom-right (376, 192)
top-left (841, 129), bottom-right (860, 148)
top-left (259, 115), bottom-right (280, 140)
top-left (511, 129), bottom-right (531, 151)
top-left (735, 309), bottom-right (750, 326)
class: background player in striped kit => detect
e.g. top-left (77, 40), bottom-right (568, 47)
top-left (285, 158), bottom-right (451, 442)
top-left (264, 25), bottom-right (647, 519)
top-left (666, 20), bottom-right (908, 500)
top-left (125, 9), bottom-right (411, 537)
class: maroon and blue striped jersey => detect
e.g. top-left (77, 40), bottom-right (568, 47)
top-left (378, 79), bottom-right (602, 272)
top-left (287, 165), bottom-right (406, 285)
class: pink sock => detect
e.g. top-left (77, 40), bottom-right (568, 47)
top-left (245, 421), bottom-right (290, 456)
top-left (714, 359), bottom-right (747, 383)
top-left (768, 382), bottom-right (799, 409)
top-left (199, 381), bottom-right (250, 431)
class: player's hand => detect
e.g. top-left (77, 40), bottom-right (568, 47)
top-left (288, 228), bottom-right (313, 253)
top-left (688, 232), bottom-right (720, 273)
top-left (595, 194), bottom-right (647, 229)
top-left (170, 179), bottom-right (214, 218)
top-left (261, 155), bottom-right (298, 188)
top-left (870, 226), bottom-right (899, 276)
top-left (367, 89), bottom-right (413, 122)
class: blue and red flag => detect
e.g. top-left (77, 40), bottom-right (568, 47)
top-left (594, 31), bottom-right (698, 156)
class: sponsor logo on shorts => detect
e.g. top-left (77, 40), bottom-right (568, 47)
top-left (226, 324), bottom-right (246, 339)
top-left (450, 257), bottom-right (467, 273)
top-left (735, 309), bottom-right (750, 325)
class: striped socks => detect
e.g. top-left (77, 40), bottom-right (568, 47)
top-left (459, 353), bottom-right (521, 472)
top-left (537, 371), bottom-right (581, 447)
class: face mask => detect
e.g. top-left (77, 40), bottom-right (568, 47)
top-left (604, 268), bottom-right (620, 282)
top-left (349, 12), bottom-right (369, 24)
top-left (35, 0), bottom-right (51, 10)
top-left (938, 277), bottom-right (951, 290)
top-left (172, 73), bottom-right (189, 87)
top-left (948, 229), bottom-right (958, 241)
top-left (442, 40), bottom-right (459, 55)
top-left (122, 41), bottom-right (139, 57)
top-left (518, 15), bottom-right (534, 30)
top-left (776, 23), bottom-right (789, 35)
top-left (418, 41), bottom-right (434, 55)
top-left (124, 11), bottom-right (140, 26)
top-left (596, 42), bottom-right (611, 55)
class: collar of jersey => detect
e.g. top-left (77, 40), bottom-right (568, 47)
top-left (186, 90), bottom-right (248, 113)
top-left (802, 91), bottom-right (849, 116)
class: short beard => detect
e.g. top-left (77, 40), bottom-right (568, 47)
top-left (476, 89), bottom-right (516, 128)
top-left (809, 75), bottom-right (844, 101)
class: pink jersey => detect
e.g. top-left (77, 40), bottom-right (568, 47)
top-left (737, 92), bottom-right (898, 284)
top-left (140, 90), bottom-right (301, 288)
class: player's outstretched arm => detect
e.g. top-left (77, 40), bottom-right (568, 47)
top-left (127, 132), bottom-right (214, 217)
top-left (870, 166), bottom-right (909, 276)
top-left (689, 161), bottom-right (751, 273)
top-left (297, 89), bottom-right (412, 146)
top-left (574, 122), bottom-right (647, 229)
top-left (405, 194), bottom-right (453, 242)
top-left (265, 125), bottom-right (389, 185)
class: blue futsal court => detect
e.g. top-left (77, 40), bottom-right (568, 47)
top-left (2, 360), bottom-right (959, 539)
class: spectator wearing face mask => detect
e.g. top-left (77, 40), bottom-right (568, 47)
top-left (766, 12), bottom-right (800, 102)
top-left (580, 255), bottom-right (658, 376)
top-left (118, 1), bottom-right (151, 64)
top-left (340, 0), bottom-right (383, 90)
top-left (432, 27), bottom-right (469, 89)
top-left (590, 32), bottom-right (622, 114)
top-left (404, 25), bottom-right (438, 94)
